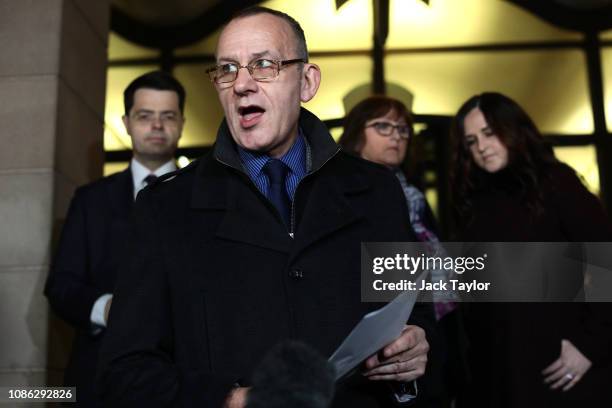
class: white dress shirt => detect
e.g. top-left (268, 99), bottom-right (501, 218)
top-left (90, 157), bottom-right (177, 328)
top-left (130, 158), bottom-right (178, 200)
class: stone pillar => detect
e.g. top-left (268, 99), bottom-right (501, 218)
top-left (0, 0), bottom-right (109, 391)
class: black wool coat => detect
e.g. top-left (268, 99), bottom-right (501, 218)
top-left (97, 108), bottom-right (434, 408)
top-left (457, 163), bottom-right (612, 408)
top-left (45, 167), bottom-right (134, 407)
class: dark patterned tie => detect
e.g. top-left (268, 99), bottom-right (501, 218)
top-left (144, 174), bottom-right (158, 186)
top-left (263, 159), bottom-right (291, 227)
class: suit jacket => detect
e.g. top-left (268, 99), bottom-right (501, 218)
top-left (45, 167), bottom-right (134, 407)
top-left (97, 108), bottom-right (434, 408)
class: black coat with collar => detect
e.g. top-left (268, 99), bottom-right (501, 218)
top-left (457, 163), bottom-right (612, 408)
top-left (98, 109), bottom-right (433, 407)
top-left (45, 167), bottom-right (134, 406)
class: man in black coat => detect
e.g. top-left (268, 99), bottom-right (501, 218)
top-left (44, 71), bottom-right (186, 406)
top-left (98, 7), bottom-right (433, 408)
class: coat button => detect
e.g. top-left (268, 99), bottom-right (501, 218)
top-left (289, 269), bottom-right (303, 279)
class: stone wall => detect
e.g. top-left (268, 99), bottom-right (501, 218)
top-left (0, 0), bottom-right (109, 394)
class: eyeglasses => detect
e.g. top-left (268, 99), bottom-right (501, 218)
top-left (366, 122), bottom-right (411, 139)
top-left (206, 58), bottom-right (306, 84)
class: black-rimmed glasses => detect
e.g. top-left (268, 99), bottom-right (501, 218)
top-left (366, 122), bottom-right (411, 139)
top-left (206, 58), bottom-right (306, 84)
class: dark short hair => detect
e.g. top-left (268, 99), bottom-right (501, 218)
top-left (123, 70), bottom-right (186, 116)
top-left (228, 6), bottom-right (309, 61)
top-left (338, 95), bottom-right (413, 154)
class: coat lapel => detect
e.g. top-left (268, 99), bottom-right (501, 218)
top-left (289, 170), bottom-right (369, 263)
top-left (190, 156), bottom-right (291, 254)
top-left (108, 168), bottom-right (134, 218)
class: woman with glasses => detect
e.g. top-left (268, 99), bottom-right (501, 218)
top-left (338, 97), bottom-right (436, 244)
top-left (339, 95), bottom-right (459, 408)
top-left (451, 92), bottom-right (612, 408)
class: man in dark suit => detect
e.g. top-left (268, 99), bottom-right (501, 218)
top-left (98, 7), bottom-right (433, 408)
top-left (44, 70), bottom-right (186, 406)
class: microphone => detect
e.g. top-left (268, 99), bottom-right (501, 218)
top-left (246, 340), bottom-right (336, 408)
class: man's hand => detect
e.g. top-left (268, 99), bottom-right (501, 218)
top-left (542, 339), bottom-right (592, 391)
top-left (104, 296), bottom-right (113, 324)
top-left (362, 325), bottom-right (429, 382)
top-left (224, 387), bottom-right (249, 408)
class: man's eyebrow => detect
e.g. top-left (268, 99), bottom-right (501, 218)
top-left (217, 50), bottom-right (275, 63)
top-left (216, 56), bottom-right (237, 64)
top-left (251, 51), bottom-right (273, 59)
top-left (133, 109), bottom-right (178, 115)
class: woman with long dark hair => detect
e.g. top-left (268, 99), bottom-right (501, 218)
top-left (451, 92), bottom-right (612, 407)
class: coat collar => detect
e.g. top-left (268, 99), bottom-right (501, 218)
top-left (192, 107), bottom-right (345, 210)
top-left (212, 107), bottom-right (340, 174)
top-left (108, 167), bottom-right (134, 217)
top-left (188, 108), bottom-right (369, 254)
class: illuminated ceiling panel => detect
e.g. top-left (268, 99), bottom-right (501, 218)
top-left (108, 32), bottom-right (159, 60)
top-left (175, 29), bottom-right (220, 56)
top-left (386, 50), bottom-right (592, 134)
top-left (176, 0), bottom-right (373, 56)
top-left (104, 66), bottom-right (159, 151)
top-left (258, 0), bottom-right (372, 51)
top-left (173, 64), bottom-right (226, 146)
top-left (553, 146), bottom-right (600, 194)
top-left (104, 161), bottom-right (129, 177)
top-left (602, 48), bottom-right (612, 132)
top-left (425, 189), bottom-right (438, 218)
top-left (387, 0), bottom-right (582, 48)
top-left (304, 56), bottom-right (372, 121)
top-left (106, 2), bottom-right (602, 144)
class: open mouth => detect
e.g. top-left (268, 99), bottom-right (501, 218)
top-left (238, 105), bottom-right (265, 128)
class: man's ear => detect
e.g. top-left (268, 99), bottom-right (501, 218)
top-left (300, 63), bottom-right (321, 103)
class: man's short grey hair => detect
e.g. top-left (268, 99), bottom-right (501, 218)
top-left (229, 6), bottom-right (309, 62)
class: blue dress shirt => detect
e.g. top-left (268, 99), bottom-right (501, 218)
top-left (237, 131), bottom-right (308, 201)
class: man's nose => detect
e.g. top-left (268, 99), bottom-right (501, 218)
top-left (233, 67), bottom-right (257, 94)
top-left (151, 116), bottom-right (163, 129)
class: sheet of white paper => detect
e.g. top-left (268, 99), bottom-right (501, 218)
top-left (328, 272), bottom-right (427, 380)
